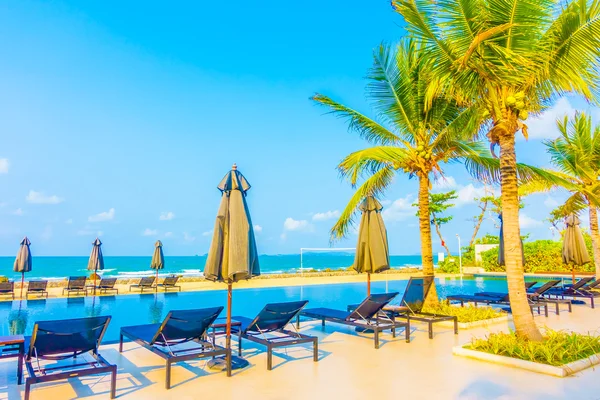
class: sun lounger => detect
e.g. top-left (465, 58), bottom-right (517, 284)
top-left (129, 276), bottom-right (156, 293)
top-left (120, 307), bottom-right (230, 388)
top-left (446, 292), bottom-right (549, 316)
top-left (62, 276), bottom-right (87, 297)
top-left (0, 281), bottom-right (14, 299)
top-left (156, 276), bottom-right (181, 292)
top-left (88, 278), bottom-right (119, 295)
top-left (24, 316), bottom-right (116, 400)
top-left (581, 278), bottom-right (600, 291)
top-left (544, 278), bottom-right (599, 308)
top-left (562, 277), bottom-right (595, 290)
top-left (354, 277), bottom-right (458, 340)
top-left (231, 300), bottom-right (317, 370)
top-left (299, 292), bottom-right (409, 349)
top-left (26, 280), bottom-right (48, 299)
top-left (476, 280), bottom-right (571, 315)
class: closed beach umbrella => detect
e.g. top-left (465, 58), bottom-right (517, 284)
top-left (497, 213), bottom-right (525, 267)
top-left (13, 237), bottom-right (32, 299)
top-left (150, 240), bottom-right (165, 291)
top-left (87, 238), bottom-right (104, 295)
top-left (562, 214), bottom-right (591, 283)
top-left (353, 196), bottom-right (390, 296)
top-left (204, 164), bottom-right (260, 371)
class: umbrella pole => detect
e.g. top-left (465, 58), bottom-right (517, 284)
top-left (156, 269), bottom-right (159, 293)
top-left (367, 273), bottom-right (371, 296)
top-left (226, 282), bottom-right (232, 375)
top-left (20, 272), bottom-right (24, 300)
top-left (94, 268), bottom-right (97, 296)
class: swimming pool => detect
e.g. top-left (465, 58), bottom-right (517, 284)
top-left (0, 276), bottom-right (541, 342)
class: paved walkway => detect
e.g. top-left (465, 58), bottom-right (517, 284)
top-left (1, 301), bottom-right (599, 400)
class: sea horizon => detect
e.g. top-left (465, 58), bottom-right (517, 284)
top-left (0, 253), bottom-right (437, 281)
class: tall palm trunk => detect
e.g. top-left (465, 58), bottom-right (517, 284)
top-left (418, 173), bottom-right (438, 306)
top-left (587, 205), bottom-right (600, 278)
top-left (499, 132), bottom-right (543, 341)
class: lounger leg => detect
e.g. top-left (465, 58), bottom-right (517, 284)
top-left (238, 333), bottom-right (242, 357)
top-left (226, 348), bottom-right (232, 377)
top-left (392, 324), bottom-right (396, 338)
top-left (321, 318), bottom-right (325, 328)
top-left (313, 339), bottom-right (318, 362)
top-left (374, 328), bottom-right (380, 349)
top-left (24, 380), bottom-right (31, 400)
top-left (591, 297), bottom-right (595, 309)
top-left (267, 347), bottom-right (273, 370)
top-left (296, 315), bottom-right (300, 329)
top-left (110, 365), bottom-right (117, 399)
top-left (119, 334), bottom-right (123, 352)
top-left (454, 317), bottom-right (458, 335)
top-left (405, 320), bottom-right (411, 343)
top-left (165, 360), bottom-right (171, 389)
top-left (555, 302), bottom-right (560, 315)
top-left (545, 305), bottom-right (548, 317)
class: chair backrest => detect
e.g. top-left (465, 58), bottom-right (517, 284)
top-left (163, 276), bottom-right (179, 286)
top-left (244, 301), bottom-right (309, 334)
top-left (99, 277), bottom-right (117, 288)
top-left (532, 280), bottom-right (561, 295)
top-left (398, 277), bottom-right (434, 313)
top-left (151, 307), bottom-right (223, 345)
top-left (27, 280), bottom-right (48, 291)
top-left (140, 276), bottom-right (156, 287)
top-left (68, 276), bottom-right (86, 289)
top-left (525, 281), bottom-right (537, 290)
top-left (28, 316), bottom-right (111, 359)
top-left (586, 279), bottom-right (600, 290)
top-left (347, 292), bottom-right (399, 321)
top-left (0, 281), bottom-right (14, 292)
top-left (571, 277), bottom-right (594, 290)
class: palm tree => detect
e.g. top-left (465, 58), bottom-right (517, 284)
top-left (536, 113), bottom-right (600, 277)
top-left (392, 0), bottom-right (600, 341)
top-left (312, 40), bottom-right (488, 306)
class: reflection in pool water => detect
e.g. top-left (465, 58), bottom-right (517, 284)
top-left (0, 276), bottom-right (546, 341)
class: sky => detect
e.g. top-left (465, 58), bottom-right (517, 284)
top-left (1, 0), bottom-right (599, 257)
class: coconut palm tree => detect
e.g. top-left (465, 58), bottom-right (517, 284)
top-left (524, 113), bottom-right (600, 276)
top-left (312, 40), bottom-right (490, 306)
top-left (392, 0), bottom-right (600, 341)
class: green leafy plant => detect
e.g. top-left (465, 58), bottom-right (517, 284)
top-left (423, 301), bottom-right (504, 323)
top-left (467, 330), bottom-right (600, 366)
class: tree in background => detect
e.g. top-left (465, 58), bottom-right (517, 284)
top-left (546, 205), bottom-right (569, 238)
top-left (413, 191), bottom-right (458, 256)
top-left (392, 0), bottom-right (600, 341)
top-left (469, 184), bottom-right (496, 246)
top-left (312, 40), bottom-right (489, 306)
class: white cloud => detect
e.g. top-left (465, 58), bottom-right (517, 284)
top-left (184, 232), bottom-right (196, 242)
top-left (202, 230), bottom-right (213, 237)
top-left (524, 98), bottom-right (576, 140)
top-left (432, 176), bottom-right (458, 190)
top-left (88, 208), bottom-right (115, 222)
top-left (41, 225), bottom-right (53, 241)
top-left (159, 211), bottom-right (175, 221)
top-left (543, 196), bottom-right (559, 209)
top-left (26, 190), bottom-right (64, 204)
top-left (519, 213), bottom-right (542, 228)
top-left (65, 218), bottom-right (73, 224)
top-left (164, 231), bottom-right (173, 237)
top-left (454, 184), bottom-right (490, 206)
top-left (312, 210), bottom-right (341, 221)
top-left (12, 208), bottom-right (24, 216)
top-left (382, 195), bottom-right (415, 222)
top-left (283, 217), bottom-right (312, 232)
top-left (0, 158), bottom-right (8, 174)
top-left (380, 199), bottom-right (392, 206)
top-left (77, 229), bottom-right (103, 237)
top-left (253, 224), bottom-right (263, 233)
top-left (142, 228), bottom-right (158, 236)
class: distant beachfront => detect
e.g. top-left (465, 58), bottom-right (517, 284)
top-left (0, 254), bottom-right (431, 280)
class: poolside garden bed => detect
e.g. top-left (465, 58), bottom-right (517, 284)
top-left (424, 302), bottom-right (508, 329)
top-left (453, 330), bottom-right (600, 377)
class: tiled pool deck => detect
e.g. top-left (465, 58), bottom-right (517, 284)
top-left (1, 299), bottom-right (598, 400)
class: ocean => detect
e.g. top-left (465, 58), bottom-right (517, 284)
top-left (0, 254), bottom-right (430, 280)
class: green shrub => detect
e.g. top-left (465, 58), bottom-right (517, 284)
top-left (423, 301), bottom-right (504, 323)
top-left (481, 236), bottom-right (596, 273)
top-left (467, 330), bottom-right (600, 366)
top-left (0, 276), bottom-right (8, 283)
top-left (437, 258), bottom-right (461, 273)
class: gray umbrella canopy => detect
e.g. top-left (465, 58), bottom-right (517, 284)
top-left (497, 214), bottom-right (525, 267)
top-left (150, 240), bottom-right (165, 270)
top-left (353, 196), bottom-right (390, 275)
top-left (87, 238), bottom-right (104, 272)
top-left (562, 214), bottom-right (591, 266)
top-left (13, 237), bottom-right (32, 273)
top-left (204, 164), bottom-right (260, 282)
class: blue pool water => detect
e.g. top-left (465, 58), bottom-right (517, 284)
top-left (0, 276), bottom-right (542, 342)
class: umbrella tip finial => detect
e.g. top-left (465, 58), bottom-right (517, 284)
top-left (232, 163), bottom-right (237, 170)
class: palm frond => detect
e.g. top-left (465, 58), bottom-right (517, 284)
top-left (338, 146), bottom-right (409, 185)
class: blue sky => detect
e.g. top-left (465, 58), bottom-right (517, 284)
top-left (0, 1), bottom-right (599, 257)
